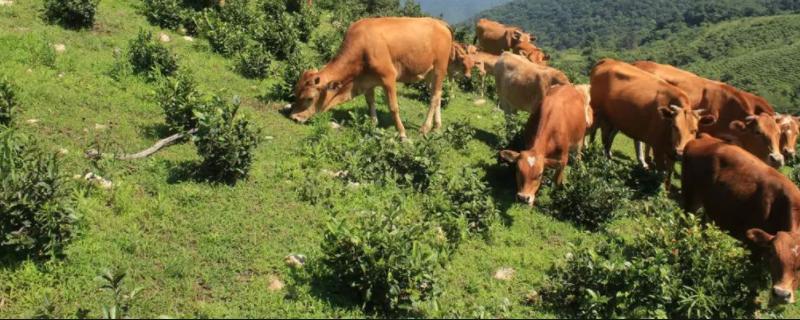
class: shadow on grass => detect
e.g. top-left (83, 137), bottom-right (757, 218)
top-left (138, 123), bottom-right (173, 140)
top-left (166, 160), bottom-right (241, 186)
top-left (481, 160), bottom-right (519, 227)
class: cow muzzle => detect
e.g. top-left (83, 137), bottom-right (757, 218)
top-left (784, 148), bottom-right (797, 160)
top-left (516, 193), bottom-right (535, 206)
top-left (769, 153), bottom-right (785, 168)
top-left (673, 149), bottom-right (684, 161)
top-left (773, 286), bottom-right (795, 304)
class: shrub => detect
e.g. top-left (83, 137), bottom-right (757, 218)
top-left (439, 120), bottom-right (475, 152)
top-left (311, 25), bottom-right (344, 62)
top-left (43, 0), bottom-right (99, 29)
top-left (128, 29), bottom-right (179, 79)
top-left (233, 43), bottom-right (273, 79)
top-left (541, 209), bottom-right (765, 318)
top-left (0, 77), bottom-right (17, 127)
top-left (195, 9), bottom-right (249, 56)
top-left (0, 130), bottom-right (77, 258)
top-left (494, 111), bottom-right (529, 150)
top-left (192, 95), bottom-right (260, 182)
top-left (252, 12), bottom-right (300, 60)
top-left (265, 48), bottom-right (317, 101)
top-left (407, 79), bottom-right (455, 109)
top-left (425, 168), bottom-right (499, 243)
top-left (156, 71), bottom-right (202, 133)
top-left (791, 163), bottom-right (800, 186)
top-left (320, 204), bottom-right (445, 312)
top-left (294, 3), bottom-right (320, 43)
top-left (141, 0), bottom-right (186, 30)
top-left (541, 145), bottom-right (633, 230)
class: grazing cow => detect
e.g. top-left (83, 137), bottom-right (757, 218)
top-left (777, 114), bottom-right (800, 159)
top-left (682, 133), bottom-right (800, 303)
top-left (632, 61), bottom-right (784, 168)
top-left (493, 52), bottom-right (570, 114)
top-left (469, 50), bottom-right (500, 97)
top-left (499, 84), bottom-right (592, 205)
top-left (590, 59), bottom-right (714, 189)
top-left (474, 18), bottom-right (535, 55)
top-left (740, 90), bottom-right (776, 115)
top-left (449, 42), bottom-right (476, 79)
top-left (516, 42), bottom-right (550, 65)
top-left (288, 17), bottom-right (452, 139)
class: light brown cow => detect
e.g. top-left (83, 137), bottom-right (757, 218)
top-left (493, 52), bottom-right (570, 114)
top-left (499, 84), bottom-right (592, 205)
top-left (777, 114), bottom-right (800, 159)
top-left (474, 18), bottom-right (534, 55)
top-left (450, 42), bottom-right (476, 79)
top-left (632, 61), bottom-right (784, 168)
top-left (590, 59), bottom-right (714, 189)
top-left (682, 133), bottom-right (800, 303)
top-left (469, 50), bottom-right (500, 97)
top-left (516, 42), bottom-right (549, 65)
top-left (288, 17), bottom-right (452, 139)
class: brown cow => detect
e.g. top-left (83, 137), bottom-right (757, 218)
top-left (590, 59), bottom-right (714, 189)
top-left (632, 61), bottom-right (784, 168)
top-left (474, 18), bottom-right (534, 54)
top-left (494, 52), bottom-right (570, 114)
top-left (682, 133), bottom-right (800, 303)
top-left (288, 17), bottom-right (452, 139)
top-left (777, 114), bottom-right (800, 159)
top-left (469, 50), bottom-right (500, 97)
top-left (450, 42), bottom-right (476, 79)
top-left (516, 42), bottom-right (550, 65)
top-left (499, 84), bottom-right (592, 205)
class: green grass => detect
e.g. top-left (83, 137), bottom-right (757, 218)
top-left (0, 1), bottom-right (797, 318)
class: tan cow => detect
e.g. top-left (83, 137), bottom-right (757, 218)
top-left (474, 18), bottom-right (534, 55)
top-left (777, 114), bottom-right (800, 159)
top-left (682, 133), bottom-right (800, 303)
top-left (590, 59), bottom-right (714, 189)
top-left (493, 52), bottom-right (570, 115)
top-left (469, 50), bottom-right (500, 97)
top-left (632, 61), bottom-right (784, 168)
top-left (499, 84), bottom-right (592, 205)
top-left (450, 42), bottom-right (476, 79)
top-left (288, 17), bottom-right (452, 139)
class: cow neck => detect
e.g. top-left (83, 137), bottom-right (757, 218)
top-left (319, 53), bottom-right (364, 93)
top-left (527, 110), bottom-right (555, 160)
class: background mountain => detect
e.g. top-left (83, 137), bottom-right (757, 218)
top-left (410, 0), bottom-right (512, 23)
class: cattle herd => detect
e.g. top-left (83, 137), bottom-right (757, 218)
top-left (286, 17), bottom-right (800, 304)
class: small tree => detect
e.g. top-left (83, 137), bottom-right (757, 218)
top-left (0, 77), bottom-right (17, 127)
top-left (43, 0), bottom-right (100, 29)
top-left (128, 29), bottom-right (179, 79)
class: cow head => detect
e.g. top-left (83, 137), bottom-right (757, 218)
top-left (499, 149), bottom-right (547, 206)
top-left (777, 114), bottom-right (800, 160)
top-left (730, 114), bottom-right (784, 167)
top-left (507, 29), bottom-right (533, 48)
top-left (450, 44), bottom-right (475, 78)
top-left (658, 105), bottom-right (715, 159)
top-left (747, 228), bottom-right (800, 304)
top-left (516, 42), bottom-right (548, 65)
top-left (288, 70), bottom-right (350, 123)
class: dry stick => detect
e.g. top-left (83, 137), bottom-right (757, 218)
top-left (116, 128), bottom-right (197, 160)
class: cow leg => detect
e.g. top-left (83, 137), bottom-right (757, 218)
top-left (645, 145), bottom-right (655, 168)
top-left (366, 87), bottom-right (377, 124)
top-left (635, 141), bottom-right (650, 169)
top-left (382, 80), bottom-right (407, 140)
top-left (555, 154), bottom-right (569, 185)
top-left (480, 74), bottom-right (485, 98)
top-left (601, 125), bottom-right (617, 159)
top-left (653, 151), bottom-right (672, 191)
top-left (575, 139), bottom-right (585, 162)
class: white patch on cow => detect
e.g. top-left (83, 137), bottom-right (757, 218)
top-left (792, 245), bottom-right (800, 257)
top-left (526, 156), bottom-right (536, 167)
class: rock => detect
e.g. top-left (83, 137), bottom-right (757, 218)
top-left (473, 98), bottom-right (487, 106)
top-left (94, 123), bottom-right (107, 131)
top-left (329, 122), bottom-right (341, 130)
top-left (53, 44), bottom-right (66, 53)
top-left (57, 148), bottom-right (69, 156)
top-left (267, 275), bottom-right (284, 292)
top-left (524, 290), bottom-right (541, 305)
top-left (493, 267), bottom-right (516, 281)
top-left (84, 149), bottom-right (101, 160)
top-left (158, 32), bottom-right (171, 43)
top-left (84, 172), bottom-right (113, 189)
top-left (25, 119), bottom-right (40, 124)
top-left (264, 136), bottom-right (274, 140)
top-left (57, 72), bottom-right (64, 78)
top-left (26, 68), bottom-right (32, 73)
top-left (346, 182), bottom-right (361, 189)
top-left (182, 36), bottom-right (194, 42)
top-left (284, 254), bottom-right (306, 269)
top-left (0, 1), bottom-right (13, 6)
top-left (321, 169), bottom-right (348, 178)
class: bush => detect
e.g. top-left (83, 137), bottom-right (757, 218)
top-left (233, 43), bottom-right (273, 79)
top-left (541, 208), bottom-right (765, 318)
top-left (128, 29), bottom-right (179, 79)
top-left (265, 48), bottom-right (317, 101)
top-left (252, 12), bottom-right (300, 60)
top-left (0, 130), bottom-right (77, 258)
top-left (156, 71), bottom-right (202, 133)
top-left (495, 111), bottom-right (529, 150)
top-left (43, 0), bottom-right (99, 29)
top-left (439, 120), bottom-right (475, 152)
top-left (195, 9), bottom-right (249, 56)
top-left (320, 204), bottom-right (445, 312)
top-left (425, 168), bottom-right (499, 243)
top-left (407, 79), bottom-right (455, 109)
top-left (311, 25), bottom-right (344, 62)
top-left (141, 0), bottom-right (187, 30)
top-left (0, 77), bottom-right (17, 127)
top-left (192, 95), bottom-right (260, 182)
top-left (541, 145), bottom-right (633, 230)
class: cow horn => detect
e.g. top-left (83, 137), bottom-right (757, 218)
top-left (670, 104), bottom-right (681, 112)
top-left (746, 115), bottom-right (758, 121)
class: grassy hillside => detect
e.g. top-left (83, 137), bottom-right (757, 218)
top-left (473, 0), bottom-right (799, 50)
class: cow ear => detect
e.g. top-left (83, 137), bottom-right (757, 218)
top-left (746, 228), bottom-right (775, 247)
top-left (794, 116), bottom-right (800, 123)
top-left (499, 150), bottom-right (521, 163)
top-left (658, 106), bottom-right (677, 119)
top-left (327, 81), bottom-right (342, 91)
top-left (512, 30), bottom-right (523, 41)
top-left (699, 115), bottom-right (717, 127)
top-left (729, 120), bottom-right (746, 132)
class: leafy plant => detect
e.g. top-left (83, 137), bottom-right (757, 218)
top-left (141, 0), bottom-right (187, 30)
top-left (495, 111), bottom-right (529, 150)
top-left (97, 269), bottom-right (143, 319)
top-left (127, 29), bottom-right (179, 79)
top-left (192, 95), bottom-right (260, 183)
top-left (0, 77), bottom-right (17, 127)
top-left (0, 130), bottom-right (77, 258)
top-left (43, 0), bottom-right (99, 29)
top-left (424, 168), bottom-right (499, 243)
top-left (233, 43), bottom-right (273, 79)
top-left (320, 204), bottom-right (445, 312)
top-left (541, 208), bottom-right (765, 318)
top-left (264, 47), bottom-right (319, 102)
top-left (439, 120), bottom-right (475, 152)
top-left (156, 70), bottom-right (202, 133)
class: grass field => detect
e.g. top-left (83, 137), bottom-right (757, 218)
top-left (1, 1), bottom-right (799, 318)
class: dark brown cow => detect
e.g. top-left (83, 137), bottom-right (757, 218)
top-left (682, 133), bottom-right (800, 303)
top-left (632, 61), bottom-right (784, 168)
top-left (499, 84), bottom-right (592, 205)
top-left (494, 52), bottom-right (570, 114)
top-left (590, 59), bottom-right (714, 189)
top-left (289, 17), bottom-right (452, 139)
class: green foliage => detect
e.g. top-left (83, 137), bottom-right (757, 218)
top-left (494, 111), bottom-right (528, 150)
top-left (320, 203), bottom-right (445, 312)
top-left (194, 0), bottom-right (254, 56)
top-left (0, 77), bottom-right (17, 127)
top-left (127, 30), bottom-right (179, 79)
top-left (43, 0), bottom-right (99, 29)
top-left (233, 43), bottom-right (273, 79)
top-left (541, 208), bottom-right (765, 318)
top-left (251, 12), bottom-right (300, 61)
top-left (26, 36), bottom-right (57, 69)
top-left (0, 130), bottom-right (77, 258)
top-left (264, 48), bottom-right (318, 102)
top-left (97, 269), bottom-right (144, 319)
top-left (141, 0), bottom-right (188, 30)
top-left (439, 120), bottom-right (475, 152)
top-left (408, 79), bottom-right (456, 109)
top-left (156, 71), bottom-right (202, 133)
top-left (425, 168), bottom-right (499, 242)
top-left (192, 96), bottom-right (260, 183)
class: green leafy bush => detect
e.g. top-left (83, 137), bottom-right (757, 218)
top-left (252, 12), bottom-right (300, 60)
top-left (141, 0), bottom-right (187, 30)
top-left (407, 79), bottom-right (455, 109)
top-left (156, 71), bottom-right (201, 133)
top-left (192, 96), bottom-right (260, 182)
top-left (541, 208), bottom-right (765, 318)
top-left (0, 130), bottom-right (77, 258)
top-left (265, 48), bottom-right (317, 101)
top-left (425, 168), bottom-right (499, 242)
top-left (320, 204), bottom-right (445, 312)
top-left (233, 43), bottom-right (273, 79)
top-left (439, 120), bottom-right (475, 152)
top-left (495, 111), bottom-right (529, 150)
top-left (0, 77), bottom-right (17, 127)
top-left (195, 9), bottom-right (248, 56)
top-left (128, 29), bottom-right (179, 79)
top-left (43, 0), bottom-right (99, 29)
top-left (311, 25), bottom-right (344, 62)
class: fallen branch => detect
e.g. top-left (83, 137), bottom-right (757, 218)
top-left (116, 128), bottom-right (197, 160)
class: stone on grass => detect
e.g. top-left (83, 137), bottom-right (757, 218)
top-left (284, 254), bottom-right (306, 269)
top-left (493, 267), bottom-right (516, 281)
top-left (474, 98), bottom-right (487, 106)
top-left (0, 0), bottom-right (13, 6)
top-left (53, 44), bottom-right (66, 53)
top-left (158, 32), bottom-right (171, 43)
top-left (268, 275), bottom-right (284, 292)
top-left (84, 172), bottom-right (113, 189)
